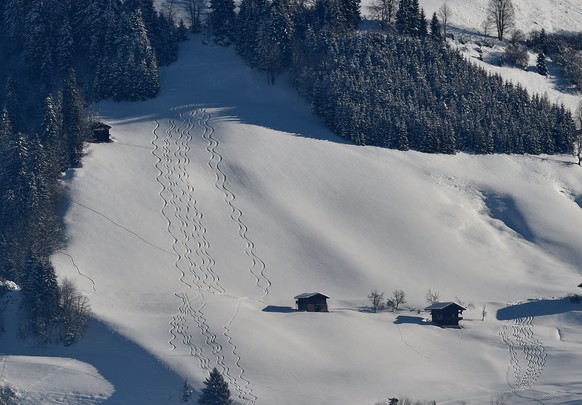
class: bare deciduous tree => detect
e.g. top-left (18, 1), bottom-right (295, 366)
top-left (438, 3), bottom-right (452, 38)
top-left (392, 290), bottom-right (406, 310)
top-left (575, 100), bottom-right (582, 129)
top-left (455, 296), bottom-right (475, 310)
top-left (485, 0), bottom-right (515, 41)
top-left (573, 132), bottom-right (582, 166)
top-left (481, 305), bottom-right (487, 321)
top-left (572, 101), bottom-right (582, 165)
top-left (187, 0), bottom-right (205, 32)
top-left (370, 0), bottom-right (398, 31)
top-left (368, 290), bottom-right (385, 313)
top-left (425, 289), bottom-right (440, 304)
top-left (59, 278), bottom-right (91, 345)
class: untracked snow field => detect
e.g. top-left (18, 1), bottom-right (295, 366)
top-left (1, 1), bottom-right (581, 404)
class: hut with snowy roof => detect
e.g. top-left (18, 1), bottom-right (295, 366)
top-left (89, 122), bottom-right (111, 143)
top-left (424, 302), bottom-right (466, 326)
top-left (294, 293), bottom-right (329, 312)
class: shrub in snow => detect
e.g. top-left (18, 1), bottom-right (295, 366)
top-left (502, 43), bottom-right (529, 69)
top-left (58, 278), bottom-right (91, 345)
top-left (0, 384), bottom-right (18, 404)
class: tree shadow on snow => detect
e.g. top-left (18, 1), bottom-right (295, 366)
top-left (0, 317), bottom-right (192, 403)
top-left (496, 298), bottom-right (581, 320)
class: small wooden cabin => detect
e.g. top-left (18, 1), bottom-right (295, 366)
top-left (89, 122), bottom-right (111, 143)
top-left (294, 292), bottom-right (329, 312)
top-left (424, 302), bottom-right (466, 326)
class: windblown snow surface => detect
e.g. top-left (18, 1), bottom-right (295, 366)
top-left (1, 1), bottom-right (582, 404)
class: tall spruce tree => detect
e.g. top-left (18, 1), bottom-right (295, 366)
top-left (209, 0), bottom-right (236, 45)
top-left (430, 12), bottom-right (443, 42)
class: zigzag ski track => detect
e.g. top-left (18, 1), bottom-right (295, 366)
top-left (198, 109), bottom-right (271, 300)
top-left (152, 111), bottom-right (257, 404)
top-left (498, 316), bottom-right (548, 403)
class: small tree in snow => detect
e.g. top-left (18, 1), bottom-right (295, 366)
top-left (425, 289), bottom-right (440, 304)
top-left (481, 305), bottom-right (488, 321)
top-left (368, 290), bottom-right (385, 313)
top-left (392, 290), bottom-right (406, 310)
top-left (575, 100), bottom-right (582, 130)
top-left (183, 378), bottom-right (192, 402)
top-left (198, 368), bottom-right (232, 405)
top-left (536, 52), bottom-right (548, 76)
top-left (437, 3), bottom-right (452, 38)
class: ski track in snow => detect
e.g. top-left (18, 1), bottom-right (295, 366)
top-left (57, 251), bottom-right (97, 293)
top-left (25, 358), bottom-right (75, 393)
top-left (396, 324), bottom-right (431, 361)
top-left (70, 200), bottom-right (173, 256)
top-left (498, 316), bottom-right (548, 403)
top-left (152, 111), bottom-right (256, 404)
top-left (198, 109), bottom-right (271, 300)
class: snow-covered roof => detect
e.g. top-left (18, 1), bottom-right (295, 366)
top-left (424, 302), bottom-right (466, 311)
top-left (294, 292), bottom-right (329, 300)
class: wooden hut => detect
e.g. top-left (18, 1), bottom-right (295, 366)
top-left (294, 293), bottom-right (329, 312)
top-left (424, 302), bottom-right (466, 326)
top-left (89, 122), bottom-right (112, 143)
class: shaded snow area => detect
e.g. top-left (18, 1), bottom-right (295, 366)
top-left (1, 1), bottom-right (581, 404)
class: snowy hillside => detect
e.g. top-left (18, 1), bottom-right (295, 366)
top-left (1, 1), bottom-right (581, 404)
top-left (361, 0), bottom-right (582, 35)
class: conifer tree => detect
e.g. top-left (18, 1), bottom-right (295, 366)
top-left (209, 0), bottom-right (236, 45)
top-left (418, 8), bottom-right (428, 37)
top-left (61, 70), bottom-right (89, 167)
top-left (236, 0), bottom-right (268, 62)
top-left (430, 12), bottom-right (443, 42)
top-left (198, 368), bottom-right (233, 405)
top-left (21, 253), bottom-right (60, 342)
top-left (536, 52), bottom-right (548, 76)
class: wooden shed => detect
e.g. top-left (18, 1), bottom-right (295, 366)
top-left (89, 122), bottom-right (112, 143)
top-left (424, 302), bottom-right (466, 326)
top-left (294, 293), bottom-right (329, 312)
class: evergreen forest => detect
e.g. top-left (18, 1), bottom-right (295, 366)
top-left (216, 0), bottom-right (576, 154)
top-left (0, 0), bottom-right (183, 344)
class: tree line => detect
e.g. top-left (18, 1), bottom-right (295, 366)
top-left (207, 0), bottom-right (576, 155)
top-left (0, 0), bottom-right (183, 344)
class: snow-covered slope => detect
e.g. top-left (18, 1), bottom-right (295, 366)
top-left (362, 0), bottom-right (582, 35)
top-left (1, 1), bottom-right (581, 404)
